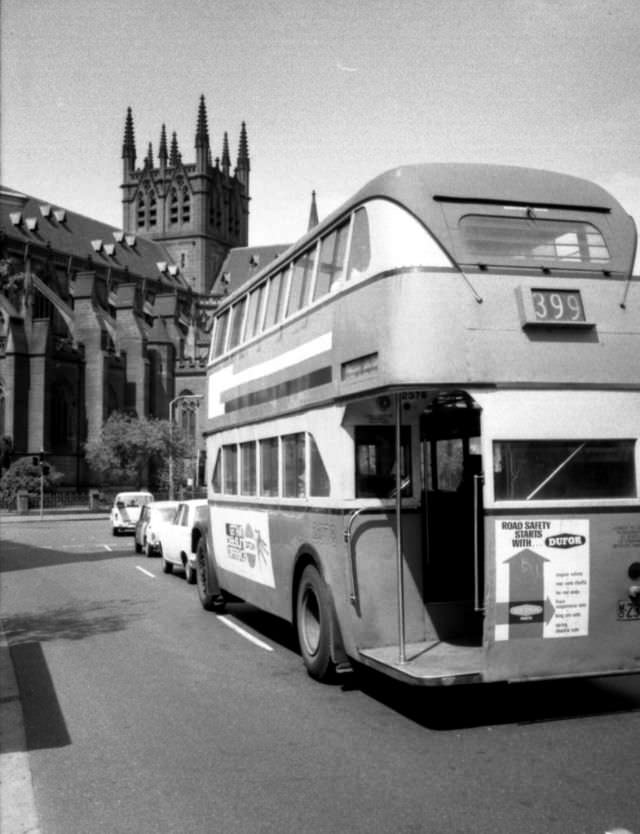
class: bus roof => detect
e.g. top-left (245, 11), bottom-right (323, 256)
top-left (221, 163), bottom-right (636, 304)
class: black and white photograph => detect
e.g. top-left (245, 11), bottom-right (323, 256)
top-left (1, 1), bottom-right (640, 832)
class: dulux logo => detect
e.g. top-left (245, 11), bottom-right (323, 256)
top-left (545, 533), bottom-right (586, 549)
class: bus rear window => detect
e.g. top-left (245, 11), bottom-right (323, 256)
top-left (459, 215), bottom-right (610, 266)
top-left (493, 439), bottom-right (636, 501)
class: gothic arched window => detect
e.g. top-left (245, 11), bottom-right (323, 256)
top-left (177, 389), bottom-right (196, 443)
top-left (137, 193), bottom-right (146, 228)
top-left (169, 189), bottom-right (179, 225)
top-left (149, 192), bottom-right (157, 227)
top-left (181, 188), bottom-right (191, 224)
top-left (50, 380), bottom-right (76, 452)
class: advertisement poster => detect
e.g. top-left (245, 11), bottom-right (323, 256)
top-left (494, 518), bottom-right (589, 641)
top-left (212, 509), bottom-right (276, 588)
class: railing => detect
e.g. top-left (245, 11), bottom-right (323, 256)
top-left (0, 486), bottom-right (208, 511)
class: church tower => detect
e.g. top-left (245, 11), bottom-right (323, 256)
top-left (120, 96), bottom-right (250, 295)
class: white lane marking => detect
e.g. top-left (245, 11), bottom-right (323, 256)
top-left (103, 544), bottom-right (112, 551)
top-left (136, 566), bottom-right (156, 578)
top-left (216, 615), bottom-right (273, 652)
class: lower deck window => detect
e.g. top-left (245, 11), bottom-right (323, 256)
top-left (493, 439), bottom-right (636, 500)
top-left (282, 433), bottom-right (306, 498)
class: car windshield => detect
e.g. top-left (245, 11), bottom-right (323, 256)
top-left (118, 493), bottom-right (152, 507)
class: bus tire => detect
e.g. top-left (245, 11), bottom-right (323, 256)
top-left (196, 539), bottom-right (225, 612)
top-left (296, 565), bottom-right (335, 682)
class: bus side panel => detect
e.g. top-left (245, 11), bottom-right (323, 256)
top-left (210, 503), bottom-right (294, 618)
top-left (483, 511), bottom-right (640, 682)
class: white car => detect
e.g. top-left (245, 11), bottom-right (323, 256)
top-left (135, 500), bottom-right (179, 555)
top-left (156, 499), bottom-right (208, 584)
top-left (110, 491), bottom-right (153, 536)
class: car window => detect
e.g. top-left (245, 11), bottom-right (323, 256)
top-left (195, 506), bottom-right (207, 523)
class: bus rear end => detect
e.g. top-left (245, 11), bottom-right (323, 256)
top-left (479, 388), bottom-right (640, 683)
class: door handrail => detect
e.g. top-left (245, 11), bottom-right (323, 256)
top-left (344, 507), bottom-right (391, 605)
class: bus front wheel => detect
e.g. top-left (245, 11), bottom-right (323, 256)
top-left (296, 565), bottom-right (335, 682)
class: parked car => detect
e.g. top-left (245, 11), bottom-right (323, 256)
top-left (156, 499), bottom-right (208, 583)
top-left (110, 491), bottom-right (153, 536)
top-left (135, 500), bottom-right (179, 554)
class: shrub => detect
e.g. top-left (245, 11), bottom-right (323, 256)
top-left (0, 456), bottom-right (64, 507)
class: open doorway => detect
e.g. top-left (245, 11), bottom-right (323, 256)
top-left (421, 391), bottom-right (484, 643)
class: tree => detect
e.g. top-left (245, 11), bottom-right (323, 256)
top-left (0, 456), bottom-right (64, 507)
top-left (85, 412), bottom-right (189, 490)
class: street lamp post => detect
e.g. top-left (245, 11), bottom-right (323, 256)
top-left (168, 394), bottom-right (203, 500)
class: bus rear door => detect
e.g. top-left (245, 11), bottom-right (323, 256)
top-left (420, 392), bottom-right (484, 645)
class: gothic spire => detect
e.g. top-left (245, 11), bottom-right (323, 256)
top-left (308, 190), bottom-right (319, 231)
top-left (145, 142), bottom-right (154, 169)
top-left (236, 122), bottom-right (249, 168)
top-left (122, 107), bottom-right (136, 163)
top-left (235, 122), bottom-right (250, 192)
top-left (159, 124), bottom-right (168, 164)
top-left (221, 132), bottom-right (231, 175)
top-left (170, 132), bottom-right (180, 167)
top-left (195, 94), bottom-right (210, 149)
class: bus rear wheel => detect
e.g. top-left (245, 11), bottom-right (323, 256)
top-left (296, 565), bottom-right (335, 682)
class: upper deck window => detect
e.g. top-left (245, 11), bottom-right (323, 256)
top-left (264, 269), bottom-right (289, 329)
top-left (459, 215), bottom-right (610, 266)
top-left (228, 297), bottom-right (248, 350)
top-left (245, 283), bottom-right (267, 340)
top-left (288, 246), bottom-right (317, 315)
top-left (211, 310), bottom-right (230, 358)
top-left (314, 222), bottom-right (350, 300)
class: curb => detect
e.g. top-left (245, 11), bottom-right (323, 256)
top-left (0, 624), bottom-right (41, 833)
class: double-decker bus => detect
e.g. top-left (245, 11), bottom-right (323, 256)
top-left (196, 162), bottom-right (640, 686)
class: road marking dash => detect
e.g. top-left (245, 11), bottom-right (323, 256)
top-left (216, 615), bottom-right (274, 652)
top-left (103, 544), bottom-right (112, 551)
top-left (136, 566), bottom-right (155, 578)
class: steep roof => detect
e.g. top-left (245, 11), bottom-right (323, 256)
top-left (0, 185), bottom-right (188, 291)
top-left (215, 244), bottom-right (289, 296)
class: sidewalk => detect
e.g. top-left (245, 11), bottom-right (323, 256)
top-left (0, 623), bottom-right (41, 833)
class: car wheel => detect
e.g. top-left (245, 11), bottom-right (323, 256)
top-left (145, 540), bottom-right (154, 558)
top-left (184, 559), bottom-right (196, 585)
top-left (160, 546), bottom-right (172, 574)
top-left (135, 539), bottom-right (142, 554)
top-left (296, 564), bottom-right (335, 682)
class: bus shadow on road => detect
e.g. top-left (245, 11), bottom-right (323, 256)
top-left (351, 667), bottom-right (640, 730)
top-left (1, 599), bottom-right (148, 753)
top-left (1, 641), bottom-right (71, 753)
top-left (199, 600), bottom-right (640, 729)
top-left (0, 539), bottom-right (136, 573)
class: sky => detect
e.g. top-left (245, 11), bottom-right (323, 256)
top-left (2, 0), bottom-right (640, 252)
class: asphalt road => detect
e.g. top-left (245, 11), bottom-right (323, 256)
top-left (1, 517), bottom-right (640, 834)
